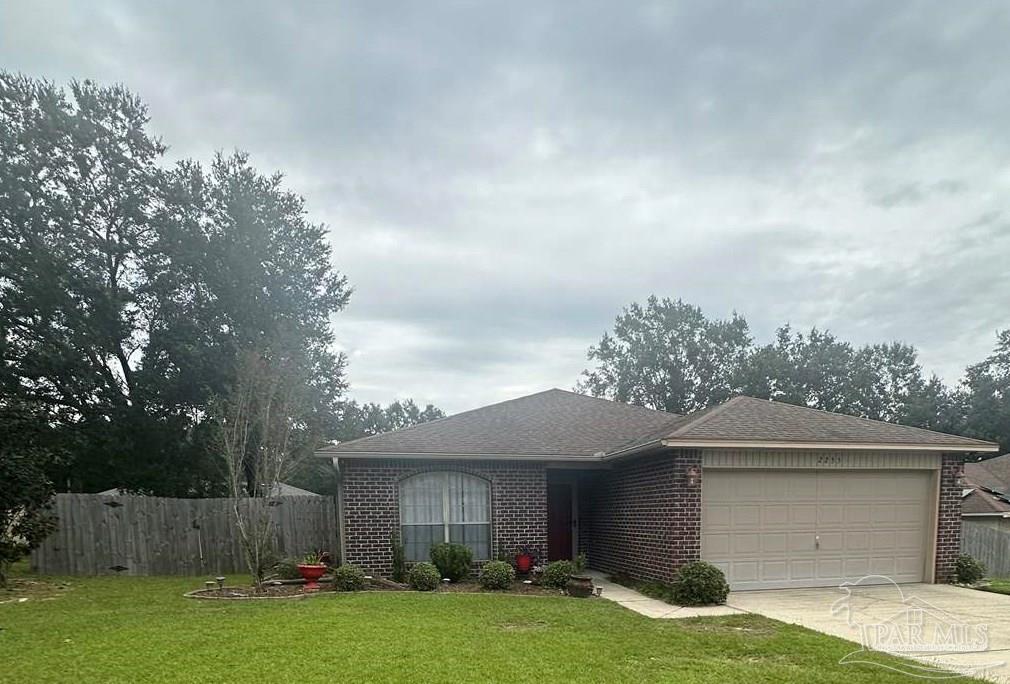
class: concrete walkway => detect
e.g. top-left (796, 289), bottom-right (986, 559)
top-left (586, 571), bottom-right (743, 619)
top-left (727, 583), bottom-right (1010, 682)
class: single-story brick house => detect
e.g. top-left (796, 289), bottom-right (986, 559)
top-left (317, 389), bottom-right (998, 590)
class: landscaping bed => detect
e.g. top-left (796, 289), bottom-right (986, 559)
top-left (186, 576), bottom-right (570, 599)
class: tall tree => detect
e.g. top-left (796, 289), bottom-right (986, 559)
top-left (580, 297), bottom-right (962, 433)
top-left (0, 73), bottom-right (350, 494)
top-left (962, 330), bottom-right (1010, 452)
top-left (578, 297), bottom-right (752, 413)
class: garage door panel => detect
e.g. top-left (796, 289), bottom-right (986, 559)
top-left (702, 469), bottom-right (932, 590)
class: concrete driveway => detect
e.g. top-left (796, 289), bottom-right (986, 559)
top-left (727, 583), bottom-right (1010, 682)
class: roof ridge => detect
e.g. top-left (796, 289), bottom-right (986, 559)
top-left (667, 396), bottom-right (746, 438)
top-left (331, 388), bottom-right (563, 449)
top-left (553, 387), bottom-right (682, 418)
top-left (730, 395), bottom-right (997, 446)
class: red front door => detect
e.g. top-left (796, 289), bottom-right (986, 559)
top-left (547, 483), bottom-right (573, 561)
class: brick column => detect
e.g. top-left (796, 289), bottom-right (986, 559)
top-left (934, 453), bottom-right (963, 583)
top-left (670, 449), bottom-right (702, 571)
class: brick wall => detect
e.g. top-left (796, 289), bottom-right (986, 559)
top-left (935, 453), bottom-right (963, 583)
top-left (339, 459), bottom-right (547, 577)
top-left (579, 449), bottom-right (700, 582)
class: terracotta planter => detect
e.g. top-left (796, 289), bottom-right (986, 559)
top-left (515, 553), bottom-right (533, 574)
top-left (566, 574), bottom-right (594, 598)
top-left (297, 564), bottom-right (327, 592)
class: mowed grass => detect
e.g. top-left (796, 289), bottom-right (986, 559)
top-left (0, 569), bottom-right (962, 683)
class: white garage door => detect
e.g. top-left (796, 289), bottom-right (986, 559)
top-left (702, 469), bottom-right (933, 591)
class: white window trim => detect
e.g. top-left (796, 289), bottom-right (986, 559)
top-left (399, 472), bottom-right (492, 560)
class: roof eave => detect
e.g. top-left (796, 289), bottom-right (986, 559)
top-left (313, 450), bottom-right (604, 462)
top-left (660, 439), bottom-right (1000, 453)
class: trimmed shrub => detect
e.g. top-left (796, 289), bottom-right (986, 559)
top-left (541, 560), bottom-right (574, 589)
top-left (430, 543), bottom-right (472, 582)
top-left (271, 557), bottom-right (302, 580)
top-left (479, 560), bottom-right (516, 590)
top-left (409, 562), bottom-right (441, 591)
top-left (332, 564), bottom-right (366, 592)
top-left (956, 554), bottom-right (986, 585)
top-left (672, 561), bottom-right (729, 606)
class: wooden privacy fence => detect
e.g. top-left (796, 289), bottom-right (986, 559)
top-left (31, 493), bottom-right (339, 576)
top-left (961, 521), bottom-right (1010, 578)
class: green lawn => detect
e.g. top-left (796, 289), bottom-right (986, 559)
top-left (978, 578), bottom-right (1010, 595)
top-left (0, 569), bottom-right (965, 683)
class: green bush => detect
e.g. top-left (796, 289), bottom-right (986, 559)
top-left (408, 562), bottom-right (441, 591)
top-left (332, 564), bottom-right (366, 592)
top-left (430, 543), bottom-right (472, 582)
top-left (956, 554), bottom-right (986, 584)
top-left (271, 557), bottom-right (302, 580)
top-left (672, 561), bottom-right (729, 606)
top-left (479, 560), bottom-right (516, 590)
top-left (541, 560), bottom-right (574, 589)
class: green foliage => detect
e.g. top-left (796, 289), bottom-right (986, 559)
top-left (955, 555), bottom-right (986, 585)
top-left (672, 561), bottom-right (729, 606)
top-left (430, 543), bottom-right (472, 582)
top-left (408, 562), bottom-right (441, 591)
top-left (963, 330), bottom-right (1010, 452)
top-left (0, 72), bottom-right (352, 496)
top-left (478, 561), bottom-right (516, 590)
top-left (578, 297), bottom-right (751, 414)
top-left (390, 532), bottom-right (407, 583)
top-left (332, 564), bottom-right (366, 592)
top-left (577, 296), bottom-right (996, 443)
top-left (0, 405), bottom-right (58, 586)
top-left (301, 551), bottom-right (325, 566)
top-left (573, 553), bottom-right (587, 574)
top-left (541, 560), bottom-right (574, 589)
top-left (271, 557), bottom-right (302, 580)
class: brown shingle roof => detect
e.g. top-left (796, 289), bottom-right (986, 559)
top-left (962, 488), bottom-right (1010, 515)
top-left (965, 454), bottom-right (1010, 493)
top-left (321, 388), bottom-right (683, 459)
top-left (319, 391), bottom-right (999, 460)
top-left (661, 396), bottom-right (998, 450)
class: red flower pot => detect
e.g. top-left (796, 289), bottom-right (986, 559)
top-left (515, 553), bottom-right (532, 574)
top-left (297, 564), bottom-right (327, 592)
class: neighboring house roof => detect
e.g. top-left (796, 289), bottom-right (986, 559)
top-left (962, 487), bottom-right (1010, 516)
top-left (965, 454), bottom-right (1010, 493)
top-left (96, 482), bottom-right (321, 497)
top-left (320, 389), bottom-right (999, 461)
top-left (268, 482), bottom-right (321, 497)
top-left (319, 388), bottom-right (684, 460)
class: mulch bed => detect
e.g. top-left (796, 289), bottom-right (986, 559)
top-left (185, 576), bottom-right (576, 600)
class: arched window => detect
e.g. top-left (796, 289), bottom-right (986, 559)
top-left (400, 472), bottom-right (491, 562)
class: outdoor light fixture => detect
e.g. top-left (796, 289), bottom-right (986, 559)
top-left (687, 465), bottom-right (701, 487)
top-left (216, 576), bottom-right (226, 591)
top-left (594, 586), bottom-right (603, 597)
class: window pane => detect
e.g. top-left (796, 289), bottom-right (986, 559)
top-left (449, 524), bottom-right (490, 561)
top-left (446, 473), bottom-right (489, 523)
top-left (401, 472), bottom-right (444, 525)
top-left (403, 524), bottom-right (443, 562)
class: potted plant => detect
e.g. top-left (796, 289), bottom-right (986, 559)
top-left (566, 553), bottom-right (594, 598)
top-left (297, 551), bottom-right (328, 592)
top-left (515, 544), bottom-right (535, 574)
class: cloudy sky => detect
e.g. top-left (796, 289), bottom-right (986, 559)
top-left (3, 2), bottom-right (1010, 413)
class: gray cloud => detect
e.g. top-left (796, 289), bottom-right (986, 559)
top-left (4, 1), bottom-right (1010, 412)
